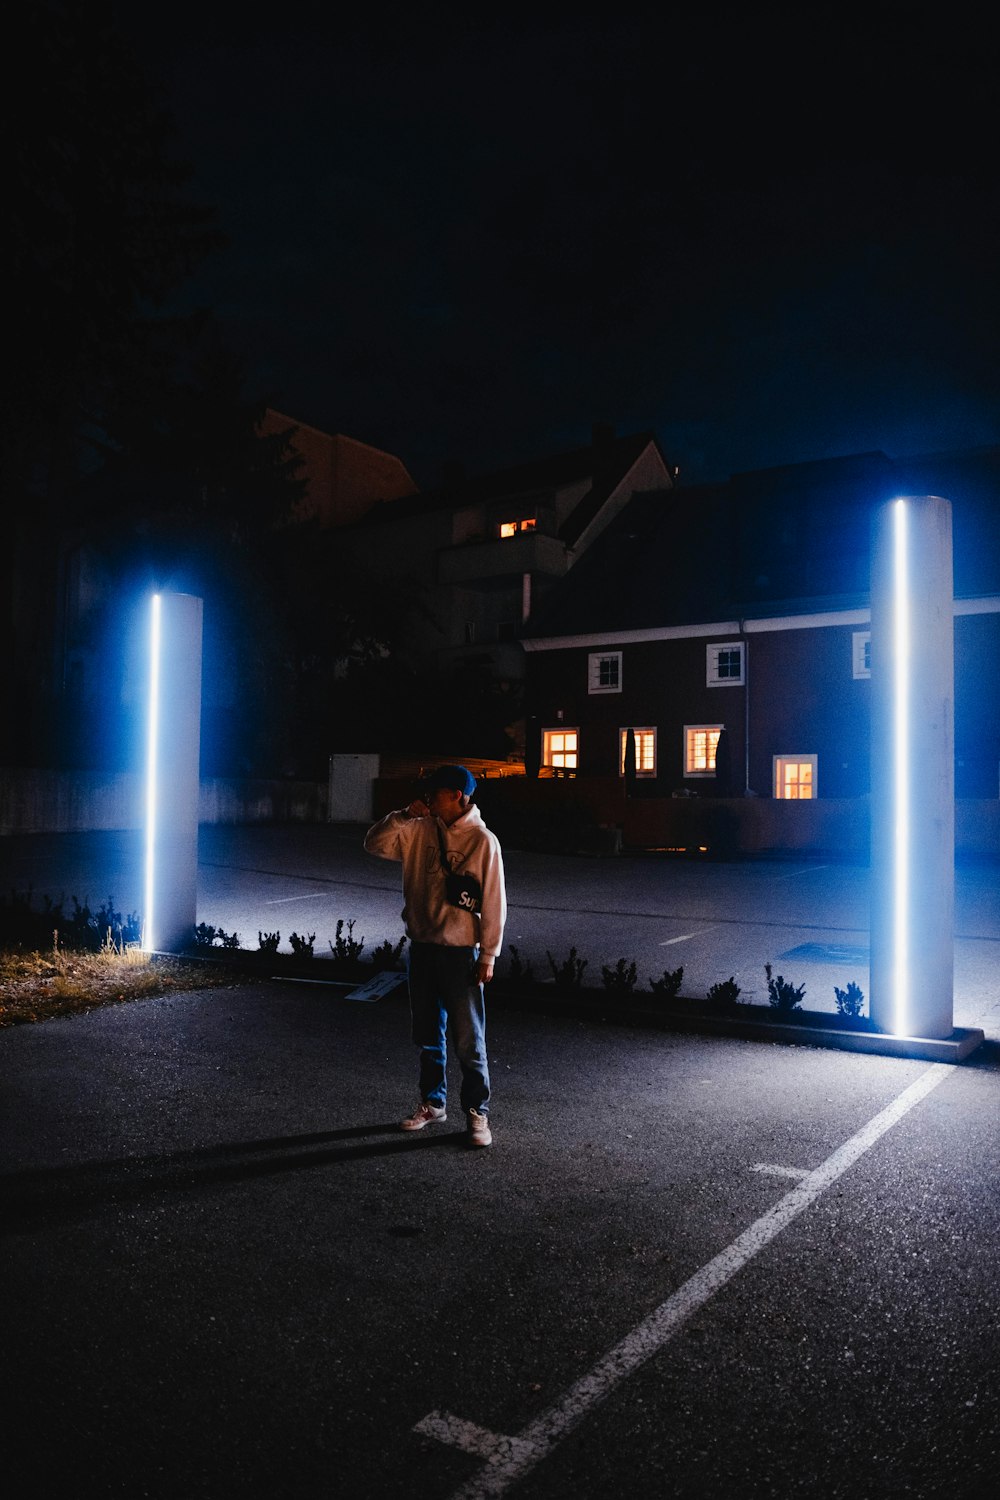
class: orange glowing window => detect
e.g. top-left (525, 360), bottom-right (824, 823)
top-left (685, 725), bottom-right (722, 775)
top-left (499, 517), bottom-right (537, 538)
top-left (620, 728), bottom-right (656, 776)
top-left (543, 728), bottom-right (578, 771)
top-left (774, 756), bottom-right (817, 799)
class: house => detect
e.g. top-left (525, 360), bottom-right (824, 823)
top-left (518, 446), bottom-right (1000, 853)
top-left (255, 410), bottom-right (419, 525)
top-left (338, 425), bottom-right (675, 741)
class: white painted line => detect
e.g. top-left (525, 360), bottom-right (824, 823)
top-left (268, 976), bottom-right (347, 987)
top-left (263, 893), bottom-right (326, 905)
top-left (414, 1412), bottom-right (539, 1465)
top-left (750, 1162), bottom-right (810, 1180)
top-left (659, 926), bottom-right (719, 946)
top-left (421, 1061), bottom-right (953, 1499)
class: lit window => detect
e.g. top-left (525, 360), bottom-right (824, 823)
top-left (588, 651), bottom-right (622, 694)
top-left (852, 631), bottom-right (871, 679)
top-left (685, 724), bottom-right (722, 776)
top-left (774, 755), bottom-right (817, 799)
top-left (707, 642), bottom-right (745, 686)
top-left (499, 517), bottom-right (537, 538)
top-left (620, 727), bottom-right (656, 777)
top-left (542, 728), bottom-right (578, 773)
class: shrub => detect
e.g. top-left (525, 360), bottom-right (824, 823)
top-left (834, 980), bottom-right (866, 1018)
top-left (329, 919), bottom-right (364, 966)
top-left (367, 935), bottom-right (407, 972)
top-left (764, 962), bottom-right (805, 1011)
top-left (60, 896), bottom-right (142, 953)
top-left (601, 958), bottom-right (638, 995)
top-left (190, 922), bottom-right (240, 950)
top-left (1, 890), bottom-right (140, 954)
top-left (506, 945), bottom-right (534, 984)
top-left (289, 931), bottom-right (316, 958)
top-left (650, 965), bottom-right (684, 998)
top-left (546, 946), bottom-right (588, 992)
top-left (706, 976), bottom-right (742, 1010)
top-left (258, 930), bottom-right (281, 953)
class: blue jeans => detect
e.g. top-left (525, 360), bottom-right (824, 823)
top-left (407, 942), bottom-right (490, 1116)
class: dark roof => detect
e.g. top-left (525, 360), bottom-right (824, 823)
top-left (345, 429), bottom-right (665, 531)
top-left (522, 446), bottom-right (1000, 639)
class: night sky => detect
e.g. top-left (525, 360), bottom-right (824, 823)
top-left (113, 3), bottom-right (999, 489)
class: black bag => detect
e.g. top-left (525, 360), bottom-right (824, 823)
top-left (437, 827), bottom-right (482, 914)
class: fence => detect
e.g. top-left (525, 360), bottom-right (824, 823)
top-left (3, 765), bottom-right (998, 857)
top-left (0, 768), bottom-right (326, 835)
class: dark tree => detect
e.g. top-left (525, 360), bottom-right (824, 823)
top-left (1, 4), bottom-right (318, 770)
top-left (3, 2), bottom-right (225, 764)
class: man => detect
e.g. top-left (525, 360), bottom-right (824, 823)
top-left (364, 764), bottom-right (507, 1147)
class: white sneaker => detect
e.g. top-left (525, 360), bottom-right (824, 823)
top-left (467, 1109), bottom-right (493, 1147)
top-left (401, 1101), bottom-right (447, 1131)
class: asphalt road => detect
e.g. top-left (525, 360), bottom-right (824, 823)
top-left (1, 975), bottom-right (998, 1499)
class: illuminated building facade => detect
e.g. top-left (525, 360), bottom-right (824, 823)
top-left (521, 447), bottom-right (1000, 846)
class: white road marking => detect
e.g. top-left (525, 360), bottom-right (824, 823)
top-left (267, 976), bottom-right (345, 986)
top-left (263, 893), bottom-right (326, 905)
top-left (750, 1162), bottom-right (810, 1180)
top-left (659, 926), bottom-right (719, 946)
top-left (418, 1061), bottom-right (954, 1499)
top-left (413, 1412), bottom-right (538, 1465)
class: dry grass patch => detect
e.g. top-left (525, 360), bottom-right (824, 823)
top-left (0, 944), bottom-right (240, 1026)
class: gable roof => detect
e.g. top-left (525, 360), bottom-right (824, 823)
top-left (258, 410), bottom-right (418, 525)
top-left (522, 446), bottom-right (1000, 640)
top-left (346, 429), bottom-right (667, 534)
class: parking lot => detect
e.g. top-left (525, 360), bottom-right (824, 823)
top-left (3, 822), bottom-right (998, 1036)
top-left (1, 982), bottom-right (997, 1497)
top-left (1, 825), bottom-right (998, 1497)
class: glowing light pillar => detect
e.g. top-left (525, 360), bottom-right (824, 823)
top-left (870, 497), bottom-right (954, 1038)
top-left (143, 591), bottom-right (203, 952)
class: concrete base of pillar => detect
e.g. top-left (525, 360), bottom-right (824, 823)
top-left (698, 1019), bottom-right (986, 1062)
top-left (635, 1013), bottom-right (986, 1061)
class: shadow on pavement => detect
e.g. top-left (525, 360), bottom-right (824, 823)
top-left (0, 1122), bottom-right (471, 1230)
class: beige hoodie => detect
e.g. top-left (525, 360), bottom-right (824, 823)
top-left (363, 803), bottom-right (507, 960)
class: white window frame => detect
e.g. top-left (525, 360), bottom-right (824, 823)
top-left (619, 727), bottom-right (657, 778)
top-left (684, 724), bottom-right (723, 777)
top-left (542, 727), bottom-right (579, 773)
top-left (588, 650), bottom-right (622, 694)
top-left (706, 641), bottom-right (745, 687)
top-left (852, 631), bottom-right (871, 679)
top-left (774, 754), bottom-right (818, 799)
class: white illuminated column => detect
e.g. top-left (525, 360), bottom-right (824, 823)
top-left (869, 497), bottom-right (954, 1038)
top-left (143, 591), bottom-right (203, 952)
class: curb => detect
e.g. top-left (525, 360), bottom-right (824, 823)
top-left (488, 989), bottom-right (986, 1063)
top-left (150, 953), bottom-right (987, 1064)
